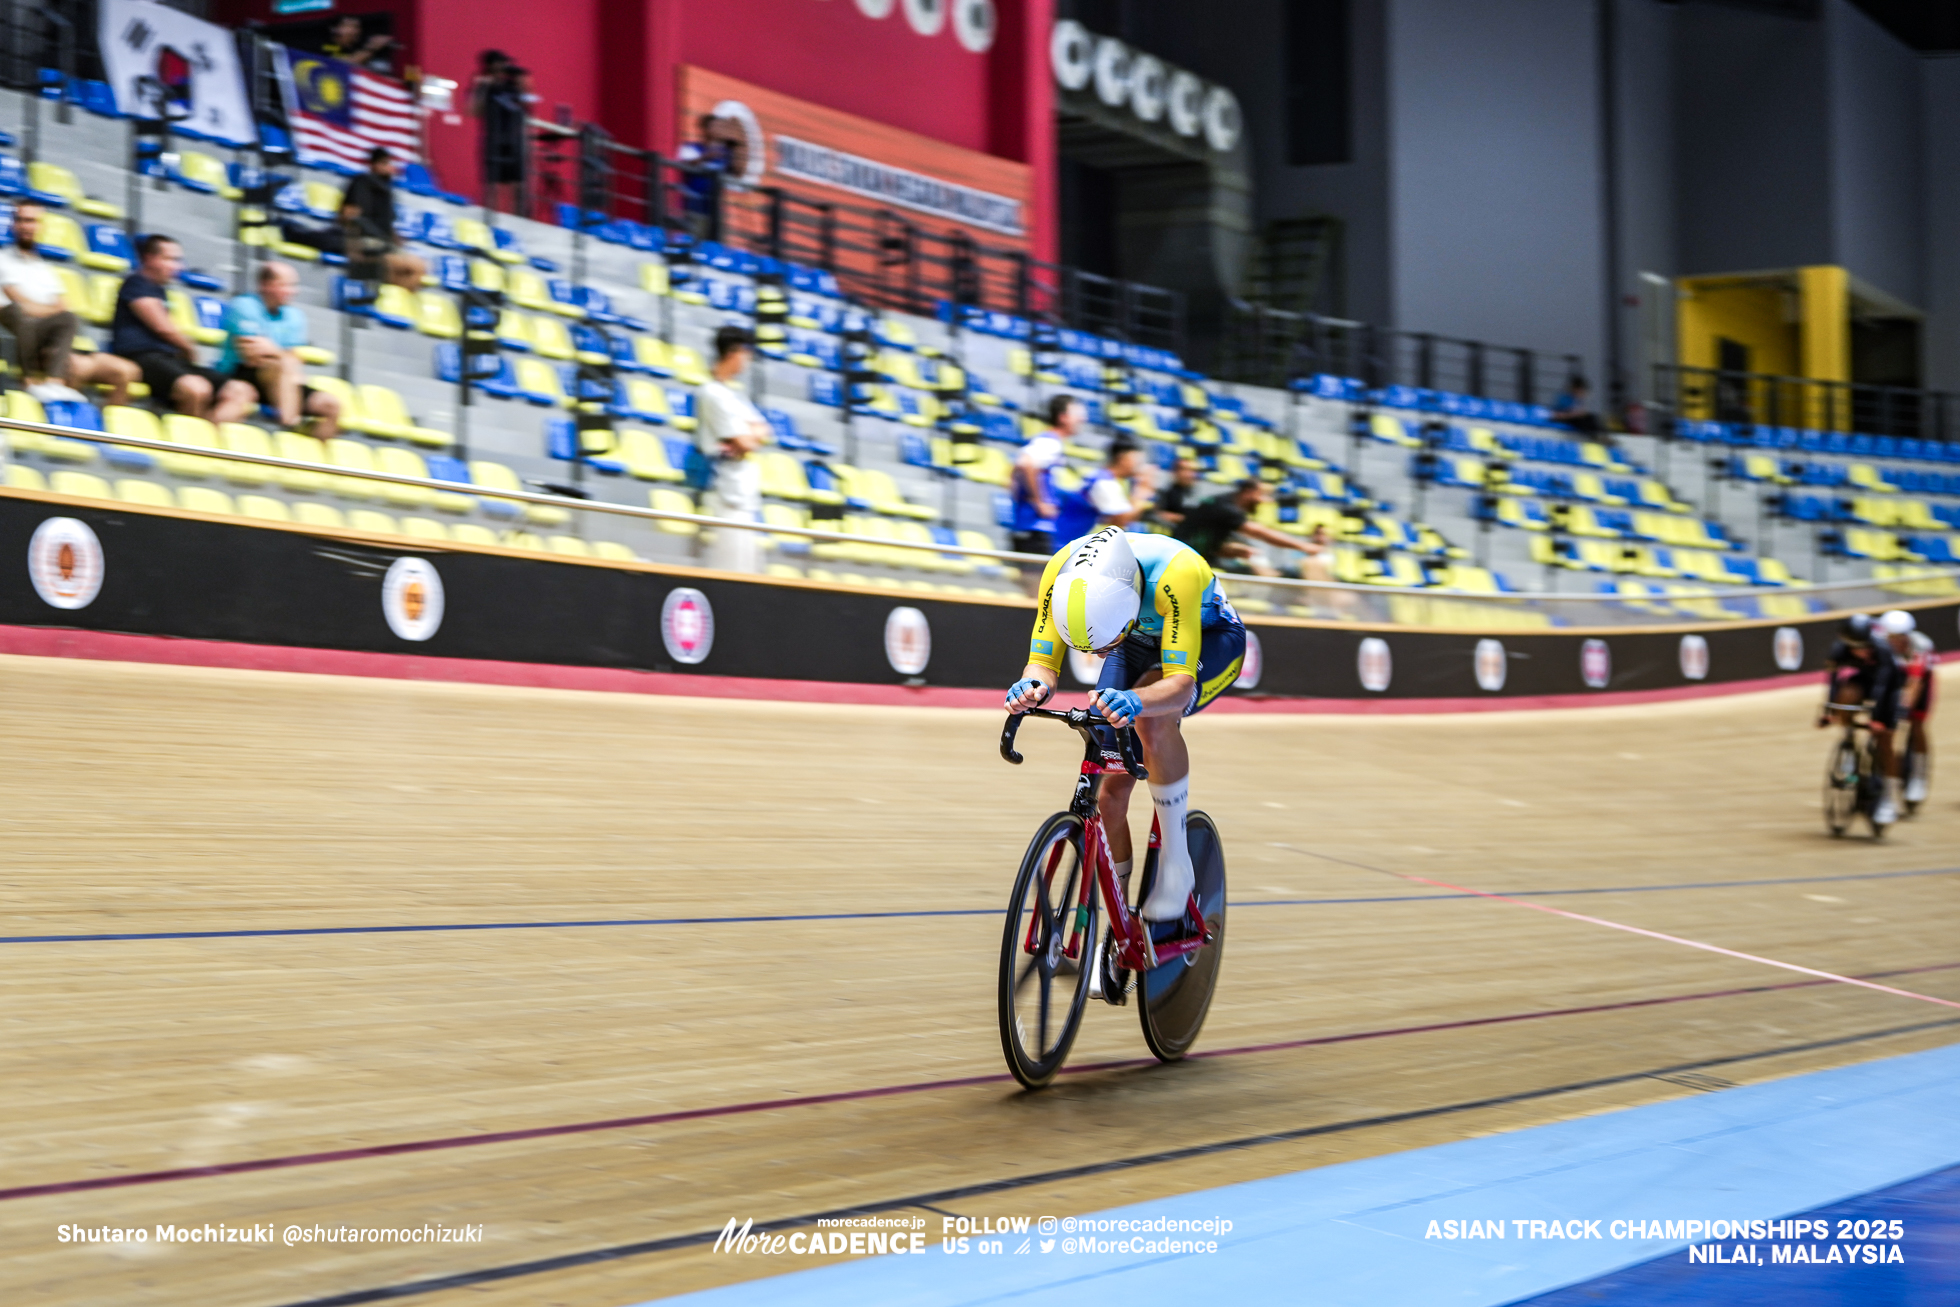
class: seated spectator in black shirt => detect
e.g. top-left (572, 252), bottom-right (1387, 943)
top-left (1172, 478), bottom-right (1314, 576)
top-left (340, 148), bottom-right (427, 291)
top-left (1150, 456), bottom-right (1201, 526)
top-left (1550, 376), bottom-right (1604, 437)
top-left (110, 234), bottom-right (255, 423)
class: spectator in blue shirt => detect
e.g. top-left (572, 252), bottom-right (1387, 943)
top-left (220, 261), bottom-right (340, 437)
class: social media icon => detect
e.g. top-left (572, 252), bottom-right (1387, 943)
top-left (1040, 1239), bottom-right (1055, 1253)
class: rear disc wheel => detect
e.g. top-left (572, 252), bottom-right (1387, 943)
top-left (1135, 811), bottom-right (1227, 1062)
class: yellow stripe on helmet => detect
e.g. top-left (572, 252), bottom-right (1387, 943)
top-left (1065, 576), bottom-right (1089, 649)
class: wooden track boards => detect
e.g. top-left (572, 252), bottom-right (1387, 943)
top-left (1, 654), bottom-right (1955, 1306)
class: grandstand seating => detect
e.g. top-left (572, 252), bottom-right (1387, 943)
top-left (0, 81), bottom-right (1938, 614)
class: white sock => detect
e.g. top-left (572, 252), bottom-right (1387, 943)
top-left (1141, 776), bottom-right (1193, 921)
top-left (1112, 858), bottom-right (1132, 906)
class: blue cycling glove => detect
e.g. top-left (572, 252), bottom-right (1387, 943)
top-left (1005, 678), bottom-right (1052, 711)
top-left (1092, 688), bottom-right (1143, 723)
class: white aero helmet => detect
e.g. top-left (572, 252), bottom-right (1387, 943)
top-left (1054, 527), bottom-right (1144, 652)
top-left (1878, 609), bottom-right (1916, 637)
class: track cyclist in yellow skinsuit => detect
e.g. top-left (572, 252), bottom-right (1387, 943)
top-left (1004, 526), bottom-right (1247, 922)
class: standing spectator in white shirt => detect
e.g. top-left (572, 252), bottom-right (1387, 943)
top-left (694, 324), bottom-right (769, 573)
top-left (0, 201), bottom-right (136, 405)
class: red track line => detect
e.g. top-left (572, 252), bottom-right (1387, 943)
top-left (0, 623), bottom-right (1821, 714)
top-left (6, 960), bottom-right (1954, 1205)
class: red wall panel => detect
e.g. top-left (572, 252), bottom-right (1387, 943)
top-left (216, 0), bottom-right (1056, 259)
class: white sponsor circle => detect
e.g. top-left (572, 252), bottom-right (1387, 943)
top-left (381, 557), bottom-right (444, 642)
top-left (1357, 637), bottom-right (1392, 692)
top-left (28, 517), bottom-right (104, 611)
top-left (884, 606), bottom-right (931, 675)
top-left (662, 588), bottom-right (715, 665)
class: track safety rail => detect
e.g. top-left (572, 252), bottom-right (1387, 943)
top-left (2, 415), bottom-right (1954, 625)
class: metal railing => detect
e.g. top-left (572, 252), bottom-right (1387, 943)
top-left (1216, 304), bottom-right (1582, 404)
top-left (4, 414), bottom-right (1952, 631)
top-left (527, 126), bottom-right (1185, 355)
top-left (1652, 363), bottom-right (1960, 444)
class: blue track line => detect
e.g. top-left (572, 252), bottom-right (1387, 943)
top-left (2, 865), bottom-right (1952, 947)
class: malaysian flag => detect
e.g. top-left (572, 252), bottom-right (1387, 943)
top-left (276, 46), bottom-right (417, 172)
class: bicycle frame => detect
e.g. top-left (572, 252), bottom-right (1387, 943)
top-left (1000, 708), bottom-right (1212, 973)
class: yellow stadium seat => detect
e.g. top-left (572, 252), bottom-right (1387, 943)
top-left (175, 151), bottom-right (242, 200)
top-left (115, 479), bottom-right (175, 508)
top-left (639, 262), bottom-right (669, 296)
top-left (515, 357), bottom-right (570, 407)
top-left (593, 540), bottom-right (639, 562)
top-left (347, 509), bottom-right (400, 536)
top-left (165, 288), bottom-right (225, 345)
top-left (616, 428), bottom-right (684, 481)
top-left (293, 502), bottom-right (347, 530)
top-left (271, 430), bottom-right (330, 493)
top-left (530, 315), bottom-right (575, 361)
top-left (401, 517), bottom-right (451, 542)
top-left (470, 459), bottom-right (568, 525)
top-left (324, 438), bottom-right (385, 500)
top-left (372, 283), bottom-right (418, 328)
top-left (468, 259), bottom-right (505, 293)
top-left (50, 470), bottom-right (112, 500)
top-left (416, 291), bottom-right (461, 339)
top-left (494, 308), bottom-right (533, 351)
top-left (632, 336), bottom-right (675, 375)
top-left (671, 346), bottom-right (710, 387)
top-left (302, 181), bottom-right (344, 219)
top-left (375, 445), bottom-right (471, 512)
top-left (161, 414), bottom-right (230, 478)
top-left (295, 344), bottom-right (335, 367)
top-left (11, 391), bottom-right (96, 461)
top-left (758, 450), bottom-right (812, 501)
top-left (6, 464), bottom-right (48, 491)
top-left (33, 211), bottom-right (88, 263)
top-left (213, 423), bottom-right (276, 485)
top-left (547, 535), bottom-right (591, 557)
top-left (355, 385), bottom-right (451, 447)
top-left (237, 494), bottom-right (293, 524)
top-left (650, 487), bottom-right (699, 534)
top-left (28, 161), bottom-right (122, 217)
top-left (451, 523), bottom-right (500, 546)
top-left (177, 485), bottom-right (236, 516)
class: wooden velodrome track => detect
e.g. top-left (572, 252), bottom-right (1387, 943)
top-left (4, 653), bottom-right (1957, 1307)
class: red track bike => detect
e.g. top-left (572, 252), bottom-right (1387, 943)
top-left (996, 707), bottom-right (1227, 1089)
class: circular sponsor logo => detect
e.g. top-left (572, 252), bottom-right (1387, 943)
top-left (27, 516), bottom-right (104, 610)
top-left (1067, 647), bottom-right (1105, 687)
top-left (1237, 629), bottom-right (1263, 691)
top-left (952, 0), bottom-right (996, 53)
top-left (1773, 626), bottom-right (1804, 672)
top-left (1474, 638), bottom-right (1507, 693)
top-left (661, 587), bottom-right (715, 665)
top-left (1357, 637), bottom-right (1392, 693)
top-left (902, 0), bottom-right (945, 37)
top-left (884, 606), bottom-right (931, 676)
top-left (1581, 638), bottom-right (1611, 689)
top-left (381, 557), bottom-right (444, 642)
top-left (1679, 633), bottom-right (1710, 681)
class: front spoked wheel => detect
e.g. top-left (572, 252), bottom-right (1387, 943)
top-left (998, 812), bottom-right (1098, 1089)
top-left (1135, 811), bottom-right (1227, 1062)
top-left (1824, 740), bottom-right (1859, 837)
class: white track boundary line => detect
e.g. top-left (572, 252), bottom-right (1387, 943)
top-left (1286, 848), bottom-right (1960, 1011)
